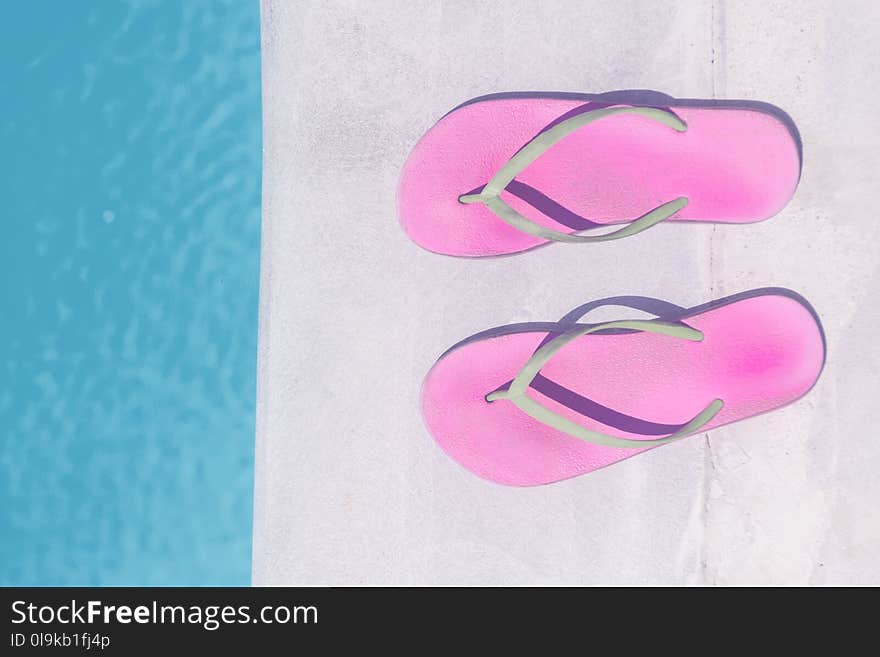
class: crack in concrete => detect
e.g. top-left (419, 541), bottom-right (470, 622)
top-left (700, 0), bottom-right (722, 587)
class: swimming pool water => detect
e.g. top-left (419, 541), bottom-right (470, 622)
top-left (0, 1), bottom-right (262, 585)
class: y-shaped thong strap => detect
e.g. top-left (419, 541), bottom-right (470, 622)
top-left (488, 296), bottom-right (692, 435)
top-left (458, 106), bottom-right (689, 243)
top-left (485, 314), bottom-right (724, 449)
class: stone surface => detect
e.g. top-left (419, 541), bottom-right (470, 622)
top-left (254, 0), bottom-right (880, 584)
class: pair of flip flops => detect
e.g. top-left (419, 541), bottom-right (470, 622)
top-left (398, 92), bottom-right (825, 486)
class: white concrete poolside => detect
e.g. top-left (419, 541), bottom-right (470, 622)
top-left (254, 0), bottom-right (880, 584)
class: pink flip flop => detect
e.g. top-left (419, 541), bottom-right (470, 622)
top-left (399, 91), bottom-right (801, 256)
top-left (421, 289), bottom-right (825, 486)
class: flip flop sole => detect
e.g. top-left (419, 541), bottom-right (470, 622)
top-left (400, 94), bottom-right (801, 256)
top-left (421, 291), bottom-right (824, 485)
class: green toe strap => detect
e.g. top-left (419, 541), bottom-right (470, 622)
top-left (486, 319), bottom-right (724, 449)
top-left (459, 106), bottom-right (689, 243)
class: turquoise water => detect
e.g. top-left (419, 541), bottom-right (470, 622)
top-left (0, 1), bottom-right (261, 585)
